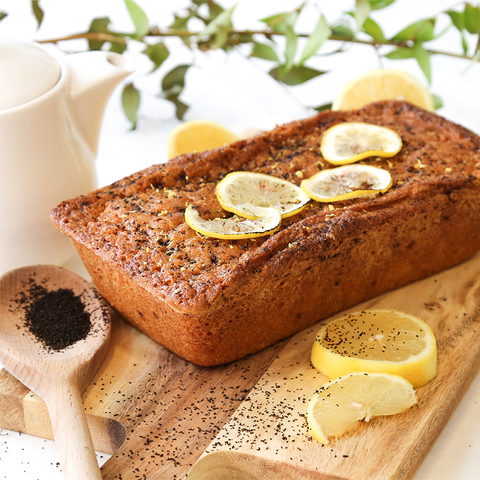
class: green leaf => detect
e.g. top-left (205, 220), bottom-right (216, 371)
top-left (207, 1), bottom-right (224, 20)
top-left (124, 0), bottom-right (149, 39)
top-left (261, 9), bottom-right (299, 33)
top-left (472, 28), bottom-right (480, 62)
top-left (162, 64), bottom-right (190, 96)
top-left (198, 5), bottom-right (235, 49)
top-left (270, 65), bottom-right (326, 86)
top-left (299, 14), bottom-right (330, 64)
top-left (284, 25), bottom-right (298, 70)
top-left (447, 10), bottom-right (464, 32)
top-left (368, 0), bottom-right (396, 10)
top-left (314, 102), bottom-right (333, 112)
top-left (392, 19), bottom-right (435, 43)
top-left (31, 0), bottom-right (44, 29)
top-left (251, 42), bottom-right (279, 62)
top-left (411, 42), bottom-right (431, 84)
top-left (385, 47), bottom-right (415, 60)
top-left (167, 95), bottom-right (189, 120)
top-left (465, 4), bottom-right (480, 34)
top-left (432, 94), bottom-right (443, 110)
top-left (143, 42), bottom-right (169, 72)
top-left (87, 17), bottom-right (111, 50)
top-left (385, 43), bottom-right (431, 84)
top-left (109, 37), bottom-right (128, 54)
top-left (447, 10), bottom-right (469, 53)
top-left (462, 34), bottom-right (469, 54)
top-left (331, 25), bottom-right (354, 40)
top-left (122, 83), bottom-right (140, 130)
top-left (355, 0), bottom-right (372, 32)
top-left (170, 13), bottom-right (191, 30)
top-left (362, 17), bottom-right (385, 42)
top-left (0, 12), bottom-right (7, 22)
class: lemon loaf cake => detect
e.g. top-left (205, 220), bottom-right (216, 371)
top-left (51, 101), bottom-right (480, 366)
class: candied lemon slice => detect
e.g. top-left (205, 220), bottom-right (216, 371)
top-left (307, 372), bottom-right (418, 444)
top-left (184, 205), bottom-right (281, 239)
top-left (167, 120), bottom-right (239, 159)
top-left (216, 171), bottom-right (310, 219)
top-left (320, 122), bottom-right (402, 165)
top-left (332, 68), bottom-right (435, 112)
top-left (311, 310), bottom-right (437, 388)
top-left (301, 164), bottom-right (392, 202)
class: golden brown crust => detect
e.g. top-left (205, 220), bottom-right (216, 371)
top-left (51, 101), bottom-right (480, 365)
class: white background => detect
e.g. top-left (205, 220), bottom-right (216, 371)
top-left (1, 0), bottom-right (480, 478)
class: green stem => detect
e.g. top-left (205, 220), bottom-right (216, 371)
top-left (38, 28), bottom-right (478, 62)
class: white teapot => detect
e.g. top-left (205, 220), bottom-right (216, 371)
top-left (0, 39), bottom-right (133, 275)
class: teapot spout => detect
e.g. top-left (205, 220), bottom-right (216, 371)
top-left (68, 51), bottom-right (134, 156)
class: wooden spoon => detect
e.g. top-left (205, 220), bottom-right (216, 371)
top-left (0, 265), bottom-right (111, 480)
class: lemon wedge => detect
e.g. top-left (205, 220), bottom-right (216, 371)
top-left (307, 372), bottom-right (418, 444)
top-left (320, 122), bottom-right (402, 165)
top-left (301, 164), bottom-right (392, 203)
top-left (311, 310), bottom-right (437, 388)
top-left (332, 68), bottom-right (435, 112)
top-left (184, 205), bottom-right (281, 239)
top-left (167, 120), bottom-right (239, 159)
top-left (216, 171), bottom-right (310, 219)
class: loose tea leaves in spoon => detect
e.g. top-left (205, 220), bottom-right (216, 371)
top-left (13, 277), bottom-right (92, 351)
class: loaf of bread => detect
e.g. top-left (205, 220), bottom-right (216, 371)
top-left (51, 101), bottom-right (480, 366)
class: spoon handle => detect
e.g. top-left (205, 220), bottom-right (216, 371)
top-left (46, 381), bottom-right (102, 480)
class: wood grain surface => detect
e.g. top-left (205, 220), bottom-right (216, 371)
top-left (1, 253), bottom-right (480, 479)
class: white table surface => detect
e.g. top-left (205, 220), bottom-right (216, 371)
top-left (1, 0), bottom-right (480, 478)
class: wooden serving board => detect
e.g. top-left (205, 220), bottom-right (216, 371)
top-left (1, 253), bottom-right (480, 480)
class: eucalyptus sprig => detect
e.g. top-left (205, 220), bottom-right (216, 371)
top-left (3, 0), bottom-right (479, 128)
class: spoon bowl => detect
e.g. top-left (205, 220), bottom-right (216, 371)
top-left (0, 264), bottom-right (111, 479)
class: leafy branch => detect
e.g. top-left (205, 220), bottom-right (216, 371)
top-left (3, 0), bottom-right (479, 128)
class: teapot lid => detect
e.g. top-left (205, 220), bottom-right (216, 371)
top-left (0, 38), bottom-right (61, 111)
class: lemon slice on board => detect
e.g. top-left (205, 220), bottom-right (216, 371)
top-left (301, 164), bottom-right (392, 203)
top-left (307, 372), bottom-right (418, 444)
top-left (320, 122), bottom-right (402, 165)
top-left (216, 171), bottom-right (311, 219)
top-left (332, 68), bottom-right (435, 112)
top-left (311, 310), bottom-right (437, 388)
top-left (184, 205), bottom-right (281, 239)
top-left (167, 120), bottom-right (239, 159)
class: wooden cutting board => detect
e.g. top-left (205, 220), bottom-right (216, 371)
top-left (1, 253), bottom-right (480, 480)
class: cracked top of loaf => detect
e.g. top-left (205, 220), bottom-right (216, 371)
top-left (51, 101), bottom-right (480, 313)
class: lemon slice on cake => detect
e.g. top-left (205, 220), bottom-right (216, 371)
top-left (307, 372), bottom-right (418, 444)
top-left (320, 122), bottom-right (402, 165)
top-left (301, 164), bottom-right (392, 202)
top-left (332, 69), bottom-right (435, 112)
top-left (185, 205), bottom-right (281, 239)
top-left (311, 309), bottom-right (437, 388)
top-left (168, 120), bottom-right (239, 159)
top-left (216, 171), bottom-right (310, 219)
